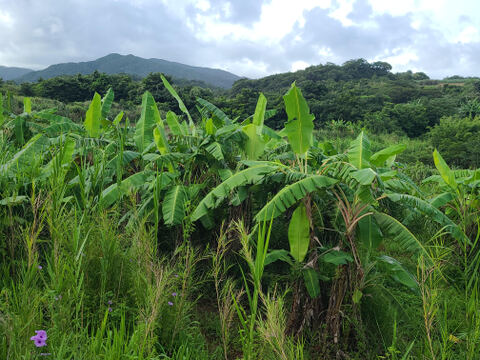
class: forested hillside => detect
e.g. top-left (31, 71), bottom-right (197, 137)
top-left (0, 65), bottom-right (33, 81)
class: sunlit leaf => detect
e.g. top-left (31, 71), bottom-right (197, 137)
top-left (433, 149), bottom-right (457, 190)
top-left (84, 92), bottom-right (102, 137)
top-left (348, 131), bottom-right (371, 169)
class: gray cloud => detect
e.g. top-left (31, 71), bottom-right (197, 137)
top-left (207, 0), bottom-right (266, 24)
top-left (0, 0), bottom-right (479, 79)
top-left (0, 0), bottom-right (199, 68)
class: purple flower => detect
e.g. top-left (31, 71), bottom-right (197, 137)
top-left (38, 265), bottom-right (42, 270)
top-left (34, 330), bottom-right (47, 340)
top-left (108, 307), bottom-right (113, 312)
top-left (30, 330), bottom-right (47, 347)
top-left (107, 300), bottom-right (113, 305)
top-left (168, 301), bottom-right (173, 306)
top-left (174, 274), bottom-right (179, 278)
top-left (172, 292), bottom-right (177, 297)
top-left (33, 338), bottom-right (47, 347)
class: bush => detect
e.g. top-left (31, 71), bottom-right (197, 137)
top-left (428, 116), bottom-right (480, 168)
top-left (362, 109), bottom-right (403, 135)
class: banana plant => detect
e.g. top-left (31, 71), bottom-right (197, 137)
top-left (422, 150), bottom-right (480, 291)
top-left (190, 82), bottom-right (451, 345)
top-left (97, 88), bottom-right (206, 233)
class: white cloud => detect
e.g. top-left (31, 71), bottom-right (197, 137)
top-left (291, 60), bottom-right (310, 71)
top-left (367, 0), bottom-right (416, 16)
top-left (379, 48), bottom-right (419, 67)
top-left (195, 0), bottom-right (210, 12)
top-left (0, 10), bottom-right (14, 28)
top-left (191, 0), bottom-right (331, 43)
top-left (456, 26), bottom-right (480, 44)
top-left (329, 0), bottom-right (356, 26)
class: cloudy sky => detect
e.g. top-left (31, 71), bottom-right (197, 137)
top-left (0, 0), bottom-right (479, 79)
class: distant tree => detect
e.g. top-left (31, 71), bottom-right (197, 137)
top-left (412, 72), bottom-right (429, 80)
top-left (342, 58), bottom-right (373, 79)
top-left (372, 61), bottom-right (392, 76)
top-left (396, 70), bottom-right (414, 80)
top-left (443, 75), bottom-right (465, 80)
top-left (19, 82), bottom-right (35, 97)
top-left (90, 71), bottom-right (111, 95)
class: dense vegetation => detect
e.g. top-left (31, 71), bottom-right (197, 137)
top-left (1, 61), bottom-right (480, 359)
top-left (3, 58), bottom-right (480, 168)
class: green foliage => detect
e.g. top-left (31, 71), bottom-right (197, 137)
top-left (154, 123), bottom-right (170, 155)
top-left (23, 97), bottom-right (31, 114)
top-left (166, 111), bottom-right (186, 136)
top-left (348, 131), bottom-right (372, 169)
top-left (283, 83), bottom-right (314, 155)
top-left (288, 202), bottom-right (310, 263)
top-left (370, 144), bottom-right (406, 167)
top-left (161, 74), bottom-right (195, 133)
top-left (241, 93), bottom-right (268, 160)
top-left (191, 164), bottom-right (278, 221)
top-left (303, 268), bottom-right (321, 298)
top-left (0, 133), bottom-right (49, 177)
top-left (101, 87), bottom-right (114, 119)
top-left (134, 91), bottom-right (157, 153)
top-left (0, 93), bottom-right (4, 126)
top-left (84, 92), bottom-right (102, 137)
top-left (254, 175), bottom-right (337, 220)
top-left (429, 116), bottom-right (480, 168)
top-left (392, 102), bottom-right (429, 137)
top-left (433, 149), bottom-right (457, 190)
top-left (163, 185), bottom-right (187, 226)
top-left (1, 79), bottom-right (480, 360)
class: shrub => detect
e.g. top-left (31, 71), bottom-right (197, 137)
top-left (428, 116), bottom-right (480, 168)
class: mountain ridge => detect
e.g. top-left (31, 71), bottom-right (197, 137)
top-left (0, 65), bottom-right (34, 81)
top-left (2, 53), bottom-right (242, 88)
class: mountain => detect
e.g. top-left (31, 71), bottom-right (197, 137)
top-left (0, 66), bottom-right (34, 81)
top-left (14, 53), bottom-right (241, 88)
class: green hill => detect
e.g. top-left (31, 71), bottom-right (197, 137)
top-left (0, 65), bottom-right (33, 81)
top-left (14, 53), bottom-right (241, 88)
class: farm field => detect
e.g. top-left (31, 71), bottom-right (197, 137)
top-left (1, 77), bottom-right (479, 359)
